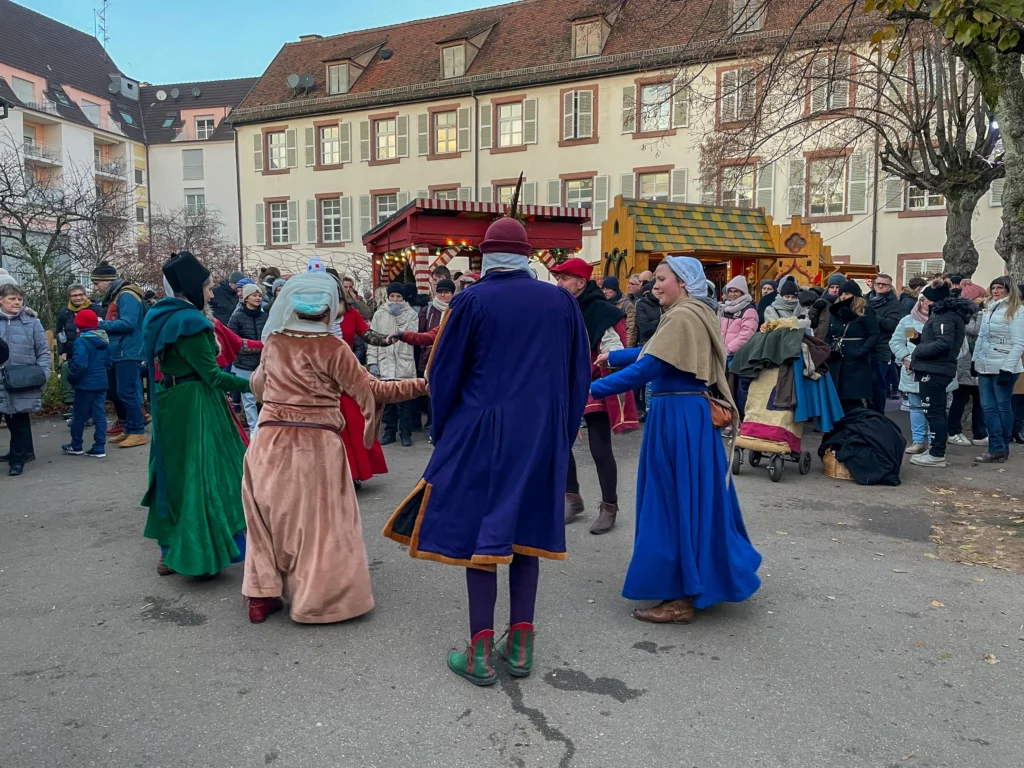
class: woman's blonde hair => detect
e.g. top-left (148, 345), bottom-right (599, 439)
top-left (850, 296), bottom-right (866, 316)
top-left (991, 277), bottom-right (1022, 320)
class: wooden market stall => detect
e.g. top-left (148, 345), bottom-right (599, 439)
top-left (598, 197), bottom-right (877, 292)
top-left (362, 198), bottom-right (591, 291)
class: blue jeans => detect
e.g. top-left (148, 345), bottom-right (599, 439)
top-left (978, 373), bottom-right (1020, 455)
top-left (69, 390), bottom-right (108, 450)
top-left (114, 360), bottom-right (145, 435)
top-left (233, 368), bottom-right (259, 438)
top-left (906, 392), bottom-right (927, 444)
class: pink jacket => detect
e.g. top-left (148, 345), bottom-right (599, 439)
top-left (720, 306), bottom-right (759, 355)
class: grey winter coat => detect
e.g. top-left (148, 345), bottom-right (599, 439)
top-left (0, 309), bottom-right (51, 414)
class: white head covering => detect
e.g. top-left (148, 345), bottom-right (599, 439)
top-left (262, 271), bottom-right (339, 340)
top-left (664, 256), bottom-right (707, 298)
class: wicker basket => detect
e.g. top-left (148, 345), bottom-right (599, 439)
top-left (822, 449), bottom-right (852, 480)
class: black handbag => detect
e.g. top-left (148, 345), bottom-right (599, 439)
top-left (1, 364), bottom-right (48, 392)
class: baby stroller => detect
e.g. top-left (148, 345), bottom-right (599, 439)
top-left (731, 366), bottom-right (812, 482)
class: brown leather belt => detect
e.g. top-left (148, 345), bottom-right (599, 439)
top-left (260, 420), bottom-right (340, 434)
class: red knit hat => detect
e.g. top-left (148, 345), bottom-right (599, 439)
top-left (74, 309), bottom-right (99, 330)
top-left (549, 257), bottom-right (593, 282)
top-left (480, 217), bottom-right (531, 256)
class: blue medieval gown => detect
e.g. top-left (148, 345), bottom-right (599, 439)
top-left (591, 348), bottom-right (762, 607)
top-left (383, 270), bottom-right (592, 569)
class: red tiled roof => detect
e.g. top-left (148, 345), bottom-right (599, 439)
top-left (233, 0), bottom-right (853, 124)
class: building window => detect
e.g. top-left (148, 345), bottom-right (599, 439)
top-left (565, 178), bottom-right (594, 209)
top-left (638, 172), bottom-right (670, 202)
top-left (375, 193), bottom-right (398, 224)
top-left (270, 201), bottom-right (289, 244)
top-left (562, 89), bottom-right (595, 141)
top-left (733, 0), bottom-right (764, 33)
top-left (185, 188), bottom-right (206, 215)
top-left (573, 21), bottom-right (602, 58)
top-left (720, 68), bottom-right (755, 124)
top-left (808, 158), bottom-right (845, 216)
top-left (81, 100), bottom-right (100, 125)
top-left (375, 119), bottom-right (397, 160)
top-left (267, 131), bottom-right (288, 170)
top-left (320, 125), bottom-right (340, 165)
top-left (495, 185), bottom-right (517, 205)
top-left (433, 188), bottom-right (459, 201)
top-left (434, 111), bottom-right (458, 154)
top-left (134, 168), bottom-right (144, 185)
top-left (497, 102), bottom-right (523, 148)
top-left (810, 57), bottom-right (852, 113)
top-left (321, 198), bottom-right (342, 243)
top-left (640, 83), bottom-right (671, 132)
top-left (442, 45), bottom-right (465, 79)
top-left (195, 117), bottom-right (215, 140)
top-left (721, 166), bottom-right (755, 208)
top-left (182, 148), bottom-right (203, 180)
top-left (328, 63), bottom-right (349, 95)
top-left (11, 76), bottom-right (34, 104)
top-left (161, 115), bottom-right (175, 129)
top-left (135, 206), bottom-right (146, 223)
top-left (908, 185), bottom-right (945, 210)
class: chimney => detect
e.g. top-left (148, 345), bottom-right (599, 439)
top-left (298, 34), bottom-right (323, 42)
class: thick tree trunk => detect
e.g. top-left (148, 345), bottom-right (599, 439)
top-left (993, 54), bottom-right (1024, 282)
top-left (942, 188), bottom-right (984, 278)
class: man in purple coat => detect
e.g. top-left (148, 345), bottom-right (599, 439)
top-left (384, 217), bottom-right (591, 686)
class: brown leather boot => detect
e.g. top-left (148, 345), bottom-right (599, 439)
top-left (632, 598), bottom-right (695, 624)
top-left (589, 502), bottom-right (617, 534)
top-left (564, 493), bottom-right (584, 524)
top-left (156, 552), bottom-right (175, 576)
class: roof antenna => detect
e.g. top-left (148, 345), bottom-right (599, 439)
top-left (94, 0), bottom-right (111, 62)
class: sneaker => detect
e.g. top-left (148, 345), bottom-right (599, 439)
top-left (118, 433), bottom-right (149, 448)
top-left (107, 420), bottom-right (125, 436)
top-left (904, 442), bottom-right (928, 455)
top-left (8, 461), bottom-right (24, 476)
top-left (976, 452), bottom-right (1007, 464)
top-left (900, 398), bottom-right (911, 412)
top-left (62, 407), bottom-right (74, 421)
top-left (85, 447), bottom-right (106, 458)
top-left (61, 444), bottom-right (84, 456)
top-left (380, 432), bottom-right (396, 446)
top-left (911, 453), bottom-right (947, 467)
top-left (971, 436), bottom-right (989, 446)
top-left (947, 434), bottom-right (972, 447)
top-left (400, 435), bottom-right (413, 448)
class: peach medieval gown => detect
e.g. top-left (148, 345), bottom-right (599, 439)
top-left (242, 329), bottom-right (425, 623)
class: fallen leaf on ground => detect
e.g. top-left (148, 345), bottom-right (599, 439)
top-left (972, 577), bottom-right (986, 583)
top-left (893, 569), bottom-right (908, 573)
top-left (983, 653), bottom-right (999, 664)
top-left (931, 600), bottom-right (945, 607)
top-left (923, 553), bottom-right (939, 559)
top-left (901, 753), bottom-right (915, 760)
top-left (775, 531), bottom-right (788, 535)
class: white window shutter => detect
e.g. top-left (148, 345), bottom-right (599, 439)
top-left (285, 128), bottom-right (298, 168)
top-left (547, 179), bottom-right (562, 205)
top-left (672, 80), bottom-right (689, 128)
top-left (340, 196), bottom-right (352, 243)
top-left (787, 157), bottom-right (807, 218)
top-left (479, 186), bottom-right (492, 203)
top-left (756, 162), bottom-right (775, 215)
top-left (593, 175), bottom-right (610, 226)
top-left (304, 127), bottom-right (315, 166)
top-left (457, 107), bottom-right (471, 152)
top-left (810, 58), bottom-right (828, 113)
top-left (339, 122), bottom-right (352, 164)
top-left (415, 189), bottom-right (428, 200)
top-left (397, 191), bottom-right (410, 208)
top-left (989, 178), bottom-right (1005, 206)
top-left (396, 115), bottom-right (409, 158)
top-left (305, 198), bottom-right (317, 243)
top-left (359, 194), bottom-right (372, 235)
top-left (254, 203), bottom-right (265, 245)
top-left (739, 68), bottom-right (755, 120)
top-left (287, 199), bottom-right (299, 244)
top-left (577, 90), bottom-right (594, 139)
top-left (252, 133), bottom-right (263, 172)
top-left (621, 85), bottom-right (637, 133)
top-left (619, 173), bottom-right (634, 198)
top-left (671, 168), bottom-right (688, 203)
top-left (417, 113), bottom-right (429, 156)
top-left (720, 69), bottom-right (738, 123)
top-left (359, 120), bottom-right (370, 162)
top-left (847, 152), bottom-right (870, 214)
top-left (563, 91), bottom-right (576, 140)
top-left (701, 180), bottom-right (717, 205)
top-left (523, 98), bottom-right (538, 144)
top-left (479, 104), bottom-right (492, 149)
top-left (458, 186), bottom-right (472, 201)
top-left (882, 177), bottom-right (905, 211)
top-left (523, 181), bottom-right (537, 205)
top-left (832, 56), bottom-right (851, 109)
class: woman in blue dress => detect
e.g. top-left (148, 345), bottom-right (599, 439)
top-left (592, 256), bottom-right (762, 623)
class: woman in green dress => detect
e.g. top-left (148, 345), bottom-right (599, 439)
top-left (142, 252), bottom-right (251, 577)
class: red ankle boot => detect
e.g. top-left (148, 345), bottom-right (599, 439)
top-left (247, 596), bottom-right (283, 623)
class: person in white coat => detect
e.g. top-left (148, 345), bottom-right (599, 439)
top-left (972, 277), bottom-right (1024, 462)
top-left (369, 283), bottom-right (420, 446)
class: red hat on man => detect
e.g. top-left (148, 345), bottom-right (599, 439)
top-left (74, 309), bottom-right (99, 330)
top-left (480, 217), bottom-right (531, 257)
top-left (549, 257), bottom-right (593, 282)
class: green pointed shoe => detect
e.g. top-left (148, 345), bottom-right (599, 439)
top-left (447, 629), bottom-right (497, 686)
top-left (496, 622), bottom-right (535, 678)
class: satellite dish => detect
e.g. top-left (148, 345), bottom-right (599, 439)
top-left (191, 87), bottom-right (201, 98)
top-left (286, 73), bottom-right (300, 88)
top-left (155, 90), bottom-right (167, 101)
top-left (170, 88), bottom-right (180, 99)
top-left (108, 82), bottom-right (119, 94)
top-left (298, 73), bottom-right (314, 89)
top-left (380, 48), bottom-right (394, 60)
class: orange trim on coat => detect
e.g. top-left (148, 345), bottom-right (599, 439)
top-left (512, 545), bottom-right (568, 561)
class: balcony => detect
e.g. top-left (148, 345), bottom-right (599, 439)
top-left (23, 139), bottom-right (62, 166)
top-left (23, 99), bottom-right (59, 116)
top-left (95, 160), bottom-right (127, 181)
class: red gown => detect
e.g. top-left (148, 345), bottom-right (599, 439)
top-left (338, 309), bottom-right (388, 482)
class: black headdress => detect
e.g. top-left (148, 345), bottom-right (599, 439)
top-left (163, 251), bottom-right (211, 310)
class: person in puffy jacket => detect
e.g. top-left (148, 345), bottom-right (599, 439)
top-left (718, 276), bottom-right (759, 355)
top-left (602, 276), bottom-right (638, 347)
top-left (62, 309), bottom-right (109, 458)
top-left (973, 276), bottom-right (1024, 462)
top-left (908, 281), bottom-right (976, 468)
top-left (825, 281), bottom-right (879, 412)
top-left (946, 293), bottom-right (986, 448)
top-left (227, 283), bottom-right (268, 436)
top-left (369, 283), bottom-right (420, 446)
top-left (55, 283), bottom-right (94, 419)
top-left (1, 282), bottom-right (50, 476)
top-left (635, 281), bottom-right (662, 346)
top-left (866, 273), bottom-right (908, 412)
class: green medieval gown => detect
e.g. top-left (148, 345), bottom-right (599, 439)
top-left (142, 298), bottom-right (251, 576)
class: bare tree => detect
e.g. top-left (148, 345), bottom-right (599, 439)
top-left (134, 203), bottom-right (240, 291)
top-left (243, 246), bottom-right (374, 289)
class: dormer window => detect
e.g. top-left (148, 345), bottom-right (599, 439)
top-left (573, 21), bottom-right (602, 58)
top-left (733, 0), bottom-right (765, 33)
top-left (327, 63), bottom-right (350, 95)
top-left (442, 45), bottom-right (466, 79)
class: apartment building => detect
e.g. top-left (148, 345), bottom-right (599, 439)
top-left (141, 78), bottom-right (257, 243)
top-left (230, 0), bottom-right (1007, 287)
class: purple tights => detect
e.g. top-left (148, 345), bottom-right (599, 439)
top-left (465, 553), bottom-right (539, 636)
